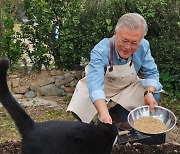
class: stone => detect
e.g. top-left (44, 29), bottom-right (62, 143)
top-left (13, 94), bottom-right (24, 99)
top-left (30, 84), bottom-right (40, 93)
top-left (7, 69), bottom-right (79, 97)
top-left (24, 91), bottom-right (37, 98)
top-left (11, 78), bottom-right (20, 88)
top-left (66, 79), bottom-right (78, 87)
top-left (20, 77), bottom-right (31, 86)
top-left (20, 97), bottom-right (58, 107)
top-left (38, 77), bottom-right (55, 87)
top-left (39, 84), bottom-right (65, 96)
top-left (7, 80), bottom-right (12, 92)
top-left (12, 86), bottom-right (29, 94)
top-left (70, 71), bottom-right (82, 80)
top-left (64, 87), bottom-right (75, 93)
top-left (55, 72), bottom-right (74, 86)
top-left (82, 71), bottom-right (85, 78)
top-left (50, 69), bottom-right (62, 76)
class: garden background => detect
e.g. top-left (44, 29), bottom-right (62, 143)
top-left (0, 0), bottom-right (179, 127)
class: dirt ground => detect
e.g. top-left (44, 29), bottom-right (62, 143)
top-left (0, 96), bottom-right (179, 154)
top-left (0, 140), bottom-right (179, 154)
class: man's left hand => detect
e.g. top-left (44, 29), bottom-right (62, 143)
top-left (144, 92), bottom-right (158, 112)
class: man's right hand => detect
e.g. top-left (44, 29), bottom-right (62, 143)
top-left (94, 99), bottom-right (112, 124)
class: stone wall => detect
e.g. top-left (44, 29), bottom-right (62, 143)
top-left (8, 69), bottom-right (85, 99)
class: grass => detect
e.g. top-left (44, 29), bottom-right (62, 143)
top-left (0, 108), bottom-right (20, 142)
top-left (0, 105), bottom-right (75, 143)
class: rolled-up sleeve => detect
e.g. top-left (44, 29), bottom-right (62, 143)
top-left (86, 39), bottom-right (110, 103)
top-left (90, 90), bottom-right (106, 103)
top-left (140, 79), bottom-right (162, 92)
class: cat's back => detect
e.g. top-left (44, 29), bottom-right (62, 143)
top-left (21, 121), bottom-right (116, 154)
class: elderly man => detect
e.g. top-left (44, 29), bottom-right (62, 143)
top-left (67, 13), bottom-right (162, 128)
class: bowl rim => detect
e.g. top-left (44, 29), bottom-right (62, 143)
top-left (127, 105), bottom-right (177, 135)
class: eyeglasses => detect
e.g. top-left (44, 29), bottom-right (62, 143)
top-left (119, 38), bottom-right (140, 48)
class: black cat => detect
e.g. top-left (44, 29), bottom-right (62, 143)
top-left (0, 58), bottom-right (118, 154)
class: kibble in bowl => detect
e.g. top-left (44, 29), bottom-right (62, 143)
top-left (128, 106), bottom-right (176, 134)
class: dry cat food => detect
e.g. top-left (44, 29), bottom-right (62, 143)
top-left (134, 116), bottom-right (166, 134)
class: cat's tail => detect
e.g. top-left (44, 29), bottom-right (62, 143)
top-left (0, 58), bottom-right (34, 137)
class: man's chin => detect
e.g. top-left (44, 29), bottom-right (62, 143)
top-left (120, 54), bottom-right (130, 59)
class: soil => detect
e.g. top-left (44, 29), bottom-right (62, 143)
top-left (0, 96), bottom-right (179, 154)
top-left (0, 140), bottom-right (179, 154)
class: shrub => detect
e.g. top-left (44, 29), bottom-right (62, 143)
top-left (21, 0), bottom-right (82, 70)
top-left (0, 0), bottom-right (24, 68)
top-left (20, 0), bottom-right (180, 97)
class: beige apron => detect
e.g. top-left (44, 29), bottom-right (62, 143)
top-left (67, 61), bottom-right (145, 123)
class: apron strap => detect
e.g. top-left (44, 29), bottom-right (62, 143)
top-left (109, 38), bottom-right (114, 72)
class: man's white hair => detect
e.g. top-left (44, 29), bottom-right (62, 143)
top-left (115, 13), bottom-right (148, 37)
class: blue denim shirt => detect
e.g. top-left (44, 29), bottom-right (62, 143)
top-left (86, 36), bottom-right (163, 103)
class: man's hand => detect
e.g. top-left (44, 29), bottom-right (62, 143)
top-left (94, 99), bottom-right (112, 124)
top-left (144, 87), bottom-right (157, 112)
top-left (99, 111), bottom-right (112, 124)
top-left (144, 91), bottom-right (158, 112)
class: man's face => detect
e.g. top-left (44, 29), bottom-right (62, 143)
top-left (114, 27), bottom-right (143, 59)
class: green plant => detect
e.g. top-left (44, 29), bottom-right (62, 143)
top-left (0, 0), bottom-right (24, 68)
top-left (134, 0), bottom-right (180, 98)
top-left (63, 95), bottom-right (72, 103)
top-left (21, 0), bottom-right (82, 70)
top-left (150, 38), bottom-right (180, 97)
top-left (160, 72), bottom-right (177, 96)
top-left (4, 0), bottom-right (179, 98)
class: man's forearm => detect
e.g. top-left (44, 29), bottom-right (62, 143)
top-left (94, 99), bottom-right (109, 116)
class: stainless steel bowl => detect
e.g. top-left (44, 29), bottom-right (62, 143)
top-left (128, 106), bottom-right (177, 134)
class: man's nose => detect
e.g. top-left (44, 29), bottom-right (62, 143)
top-left (124, 42), bottom-right (131, 50)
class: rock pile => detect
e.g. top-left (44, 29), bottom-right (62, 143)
top-left (8, 69), bottom-right (84, 99)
